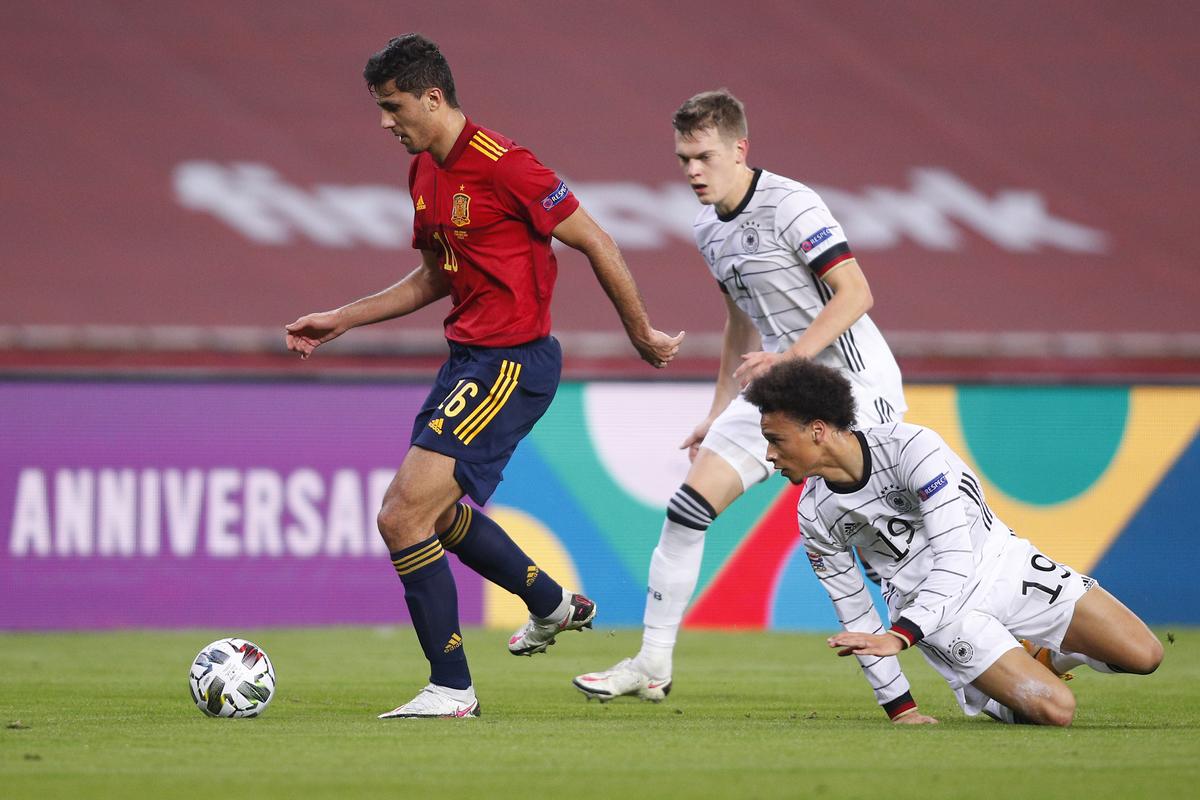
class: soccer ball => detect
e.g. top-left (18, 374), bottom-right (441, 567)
top-left (188, 637), bottom-right (276, 718)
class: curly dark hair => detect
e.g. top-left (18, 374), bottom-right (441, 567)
top-left (744, 359), bottom-right (857, 429)
top-left (363, 33), bottom-right (459, 107)
top-left (673, 89), bottom-right (747, 141)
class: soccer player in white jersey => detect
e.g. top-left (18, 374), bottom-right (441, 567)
top-left (574, 90), bottom-right (917, 719)
top-left (745, 358), bottom-right (1163, 725)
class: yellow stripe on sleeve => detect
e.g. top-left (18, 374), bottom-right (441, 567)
top-left (468, 140), bottom-right (500, 161)
top-left (473, 131), bottom-right (509, 154)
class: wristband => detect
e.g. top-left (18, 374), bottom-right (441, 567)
top-left (888, 616), bottom-right (923, 648)
top-left (882, 690), bottom-right (917, 720)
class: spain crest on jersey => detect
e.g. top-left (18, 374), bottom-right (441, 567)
top-left (451, 192), bottom-right (471, 227)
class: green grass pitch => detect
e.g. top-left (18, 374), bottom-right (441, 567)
top-left (2, 626), bottom-right (1197, 799)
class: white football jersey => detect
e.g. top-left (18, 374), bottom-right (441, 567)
top-left (799, 422), bottom-right (1013, 643)
top-left (693, 169), bottom-right (905, 425)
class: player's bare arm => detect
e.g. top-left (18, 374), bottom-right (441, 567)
top-left (551, 206), bottom-right (685, 368)
top-left (285, 250), bottom-right (449, 359)
top-left (681, 295), bottom-right (760, 459)
top-left (732, 259), bottom-right (873, 387)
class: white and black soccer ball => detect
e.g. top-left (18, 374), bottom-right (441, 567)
top-left (188, 637), bottom-right (276, 718)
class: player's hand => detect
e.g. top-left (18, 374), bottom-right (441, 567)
top-left (284, 311), bottom-right (347, 359)
top-left (732, 350), bottom-right (782, 388)
top-left (827, 631), bottom-right (904, 657)
top-left (891, 709), bottom-right (939, 725)
top-left (634, 329), bottom-right (685, 369)
top-left (680, 418), bottom-right (714, 463)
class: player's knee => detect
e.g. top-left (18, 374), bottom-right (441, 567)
top-left (1043, 704), bottom-right (1075, 728)
top-left (1125, 636), bottom-right (1164, 675)
top-left (376, 500), bottom-right (409, 545)
top-left (376, 491), bottom-right (451, 551)
top-left (1145, 636), bottom-right (1165, 673)
top-left (1021, 683), bottom-right (1075, 727)
top-left (1038, 689), bottom-right (1076, 728)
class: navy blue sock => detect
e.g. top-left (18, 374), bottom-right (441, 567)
top-left (391, 535), bottom-right (471, 690)
top-left (439, 503), bottom-right (563, 618)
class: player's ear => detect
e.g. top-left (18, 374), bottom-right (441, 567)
top-left (425, 88), bottom-right (442, 112)
top-left (735, 137), bottom-right (749, 164)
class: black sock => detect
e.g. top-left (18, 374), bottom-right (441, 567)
top-left (439, 503), bottom-right (563, 618)
top-left (391, 535), bottom-right (471, 690)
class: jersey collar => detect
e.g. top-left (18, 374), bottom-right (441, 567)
top-left (826, 430), bottom-right (872, 494)
top-left (437, 117), bottom-right (479, 170)
top-left (716, 167), bottom-right (762, 222)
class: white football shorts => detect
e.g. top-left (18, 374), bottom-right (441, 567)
top-left (913, 536), bottom-right (1095, 715)
top-left (700, 394), bottom-right (773, 491)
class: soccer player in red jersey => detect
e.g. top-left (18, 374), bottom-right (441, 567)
top-left (285, 34), bottom-right (683, 718)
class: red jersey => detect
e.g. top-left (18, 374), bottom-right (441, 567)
top-left (408, 120), bottom-right (580, 347)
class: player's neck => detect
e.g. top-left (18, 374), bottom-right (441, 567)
top-left (429, 110), bottom-right (468, 164)
top-left (819, 430), bottom-right (865, 487)
top-left (714, 165), bottom-right (756, 217)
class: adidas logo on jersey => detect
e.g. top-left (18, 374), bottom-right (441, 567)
top-left (444, 633), bottom-right (462, 653)
top-left (525, 566), bottom-right (539, 587)
top-left (415, 195), bottom-right (426, 211)
top-left (428, 417), bottom-right (444, 434)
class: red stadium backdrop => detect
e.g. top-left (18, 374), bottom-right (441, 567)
top-left (2, 2), bottom-right (1198, 379)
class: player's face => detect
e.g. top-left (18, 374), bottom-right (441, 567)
top-left (760, 411), bottom-right (819, 484)
top-left (674, 127), bottom-right (747, 207)
top-left (374, 82), bottom-right (437, 154)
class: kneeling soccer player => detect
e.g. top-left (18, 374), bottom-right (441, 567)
top-left (745, 358), bottom-right (1164, 726)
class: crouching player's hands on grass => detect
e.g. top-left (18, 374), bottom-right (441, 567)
top-left (829, 631), bottom-right (940, 725)
top-left (890, 708), bottom-right (939, 725)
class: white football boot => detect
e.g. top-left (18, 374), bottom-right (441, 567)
top-left (378, 684), bottom-right (480, 719)
top-left (507, 593), bottom-right (596, 656)
top-left (573, 658), bottom-right (672, 702)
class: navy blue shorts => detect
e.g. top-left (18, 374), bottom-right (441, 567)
top-left (411, 336), bottom-right (562, 505)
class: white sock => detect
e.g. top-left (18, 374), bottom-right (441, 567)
top-left (638, 524), bottom-right (704, 676)
top-left (636, 486), bottom-right (714, 678)
top-left (540, 587), bottom-right (572, 624)
top-left (1050, 649), bottom-right (1120, 674)
top-left (432, 684), bottom-right (476, 701)
top-left (982, 698), bottom-right (1019, 724)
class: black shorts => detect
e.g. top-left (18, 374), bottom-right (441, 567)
top-left (410, 336), bottom-right (562, 504)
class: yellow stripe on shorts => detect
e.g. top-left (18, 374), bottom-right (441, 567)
top-left (453, 360), bottom-right (522, 445)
